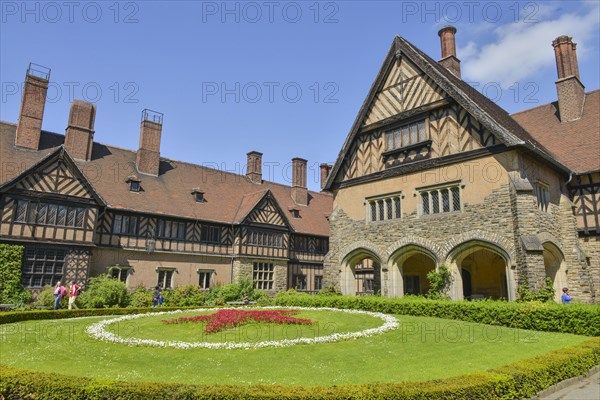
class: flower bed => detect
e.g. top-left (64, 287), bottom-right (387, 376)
top-left (162, 309), bottom-right (313, 333)
top-left (86, 306), bottom-right (399, 350)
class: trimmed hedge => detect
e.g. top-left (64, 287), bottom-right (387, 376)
top-left (0, 307), bottom-right (201, 325)
top-left (0, 338), bottom-right (598, 399)
top-left (273, 294), bottom-right (600, 336)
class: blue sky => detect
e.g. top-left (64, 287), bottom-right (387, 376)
top-left (1, 1), bottom-right (599, 191)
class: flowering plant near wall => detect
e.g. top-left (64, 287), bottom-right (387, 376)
top-left (162, 309), bottom-right (313, 333)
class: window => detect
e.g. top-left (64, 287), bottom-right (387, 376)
top-left (404, 275), bottom-right (421, 295)
top-left (535, 183), bottom-right (550, 212)
top-left (248, 229), bottom-right (283, 248)
top-left (198, 270), bottom-right (212, 289)
top-left (110, 267), bottom-right (130, 283)
top-left (156, 219), bottom-right (186, 240)
top-left (194, 192), bottom-right (204, 203)
top-left (314, 275), bottom-right (323, 291)
top-left (112, 214), bottom-right (139, 236)
top-left (15, 200), bottom-right (86, 228)
top-left (367, 194), bottom-right (402, 222)
top-left (129, 181), bottom-right (141, 192)
top-left (201, 225), bottom-right (221, 244)
top-left (253, 262), bottom-right (274, 290)
top-left (21, 247), bottom-right (66, 288)
top-left (157, 269), bottom-right (174, 289)
top-left (292, 274), bottom-right (307, 290)
top-left (420, 185), bottom-right (461, 216)
top-left (385, 119), bottom-right (428, 151)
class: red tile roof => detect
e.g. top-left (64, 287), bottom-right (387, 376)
top-left (0, 123), bottom-right (332, 236)
top-left (511, 90), bottom-right (600, 174)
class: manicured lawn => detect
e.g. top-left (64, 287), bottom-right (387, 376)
top-left (0, 309), bottom-right (590, 386)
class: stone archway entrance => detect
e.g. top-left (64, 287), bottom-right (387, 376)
top-left (449, 241), bottom-right (513, 300)
top-left (543, 242), bottom-right (567, 303)
top-left (340, 250), bottom-right (381, 296)
top-left (388, 245), bottom-right (437, 297)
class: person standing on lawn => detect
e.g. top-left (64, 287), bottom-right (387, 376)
top-left (152, 286), bottom-right (161, 307)
top-left (53, 281), bottom-right (66, 310)
top-left (68, 281), bottom-right (81, 309)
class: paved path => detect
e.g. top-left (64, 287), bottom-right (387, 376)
top-left (538, 370), bottom-right (599, 400)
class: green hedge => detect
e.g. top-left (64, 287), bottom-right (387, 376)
top-left (0, 243), bottom-right (31, 305)
top-left (1, 338), bottom-right (598, 399)
top-left (273, 294), bottom-right (600, 336)
top-left (0, 307), bottom-right (202, 325)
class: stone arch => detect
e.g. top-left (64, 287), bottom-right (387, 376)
top-left (387, 243), bottom-right (438, 298)
top-left (441, 230), bottom-right (516, 265)
top-left (382, 235), bottom-right (442, 264)
top-left (339, 241), bottom-right (383, 297)
top-left (537, 233), bottom-right (565, 256)
top-left (445, 239), bottom-right (515, 301)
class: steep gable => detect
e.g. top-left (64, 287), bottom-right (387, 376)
top-left (0, 146), bottom-right (104, 204)
top-left (236, 190), bottom-right (290, 229)
top-left (325, 36), bottom-right (570, 189)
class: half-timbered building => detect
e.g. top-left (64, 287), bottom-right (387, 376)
top-left (323, 27), bottom-right (599, 303)
top-left (0, 66), bottom-right (332, 294)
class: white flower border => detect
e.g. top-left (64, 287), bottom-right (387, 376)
top-left (86, 306), bottom-right (399, 350)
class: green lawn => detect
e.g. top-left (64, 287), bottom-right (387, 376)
top-left (0, 310), bottom-right (589, 386)
top-left (104, 309), bottom-right (383, 343)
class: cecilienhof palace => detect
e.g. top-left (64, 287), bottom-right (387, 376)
top-left (1, 27), bottom-right (599, 303)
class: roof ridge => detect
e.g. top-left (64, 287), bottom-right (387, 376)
top-left (511, 89), bottom-right (599, 116)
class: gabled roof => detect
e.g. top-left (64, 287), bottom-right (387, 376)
top-left (324, 35), bottom-right (571, 190)
top-left (512, 90), bottom-right (600, 174)
top-left (0, 144), bottom-right (106, 206)
top-left (0, 123), bottom-right (332, 236)
top-left (234, 189), bottom-right (293, 230)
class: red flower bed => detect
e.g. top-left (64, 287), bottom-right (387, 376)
top-left (162, 309), bottom-right (313, 334)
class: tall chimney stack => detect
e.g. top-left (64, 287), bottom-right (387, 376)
top-left (553, 35), bottom-right (585, 122)
top-left (15, 63), bottom-right (50, 150)
top-left (291, 158), bottom-right (308, 206)
top-left (320, 163), bottom-right (332, 190)
top-left (64, 100), bottom-right (96, 161)
top-left (438, 26), bottom-right (461, 78)
top-left (136, 109), bottom-right (163, 176)
top-left (246, 151), bottom-right (263, 184)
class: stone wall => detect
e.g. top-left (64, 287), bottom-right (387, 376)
top-left (233, 258), bottom-right (288, 295)
top-left (579, 236), bottom-right (600, 302)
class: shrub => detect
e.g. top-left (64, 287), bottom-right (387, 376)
top-left (128, 286), bottom-right (153, 308)
top-left (0, 244), bottom-right (31, 305)
top-left (162, 285), bottom-right (206, 307)
top-left (78, 275), bottom-right (130, 308)
top-left (426, 264), bottom-right (453, 300)
top-left (517, 277), bottom-right (556, 303)
top-left (204, 278), bottom-right (263, 306)
top-left (319, 285), bottom-right (342, 296)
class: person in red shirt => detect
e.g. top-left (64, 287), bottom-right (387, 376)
top-left (68, 281), bottom-right (81, 309)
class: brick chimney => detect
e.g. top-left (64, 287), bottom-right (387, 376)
top-left (136, 109), bottom-right (163, 176)
top-left (553, 35), bottom-right (585, 122)
top-left (64, 100), bottom-right (96, 161)
top-left (246, 151), bottom-right (263, 184)
top-left (320, 163), bottom-right (332, 190)
top-left (438, 26), bottom-right (461, 78)
top-left (291, 158), bottom-right (308, 206)
top-left (15, 64), bottom-right (50, 150)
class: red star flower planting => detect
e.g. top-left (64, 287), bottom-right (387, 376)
top-left (162, 309), bottom-right (313, 334)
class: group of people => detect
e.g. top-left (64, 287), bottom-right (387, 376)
top-left (52, 281), bottom-right (81, 310)
top-left (152, 286), bottom-right (165, 307)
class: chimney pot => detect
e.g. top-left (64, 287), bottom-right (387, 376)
top-left (65, 100), bottom-right (96, 161)
top-left (246, 151), bottom-right (263, 184)
top-left (437, 26), bottom-right (461, 78)
top-left (136, 109), bottom-right (163, 176)
top-left (15, 63), bottom-right (51, 150)
top-left (552, 35), bottom-right (585, 122)
top-left (320, 163), bottom-right (332, 190)
top-left (291, 157), bottom-right (308, 206)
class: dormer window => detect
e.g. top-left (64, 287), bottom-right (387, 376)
top-left (126, 176), bottom-right (142, 192)
top-left (289, 207), bottom-right (300, 218)
top-left (130, 181), bottom-right (140, 192)
top-left (191, 188), bottom-right (205, 203)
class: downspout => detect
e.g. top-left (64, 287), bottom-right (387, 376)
top-left (229, 222), bottom-right (236, 284)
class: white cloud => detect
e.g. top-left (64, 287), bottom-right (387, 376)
top-left (460, 3), bottom-right (599, 88)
